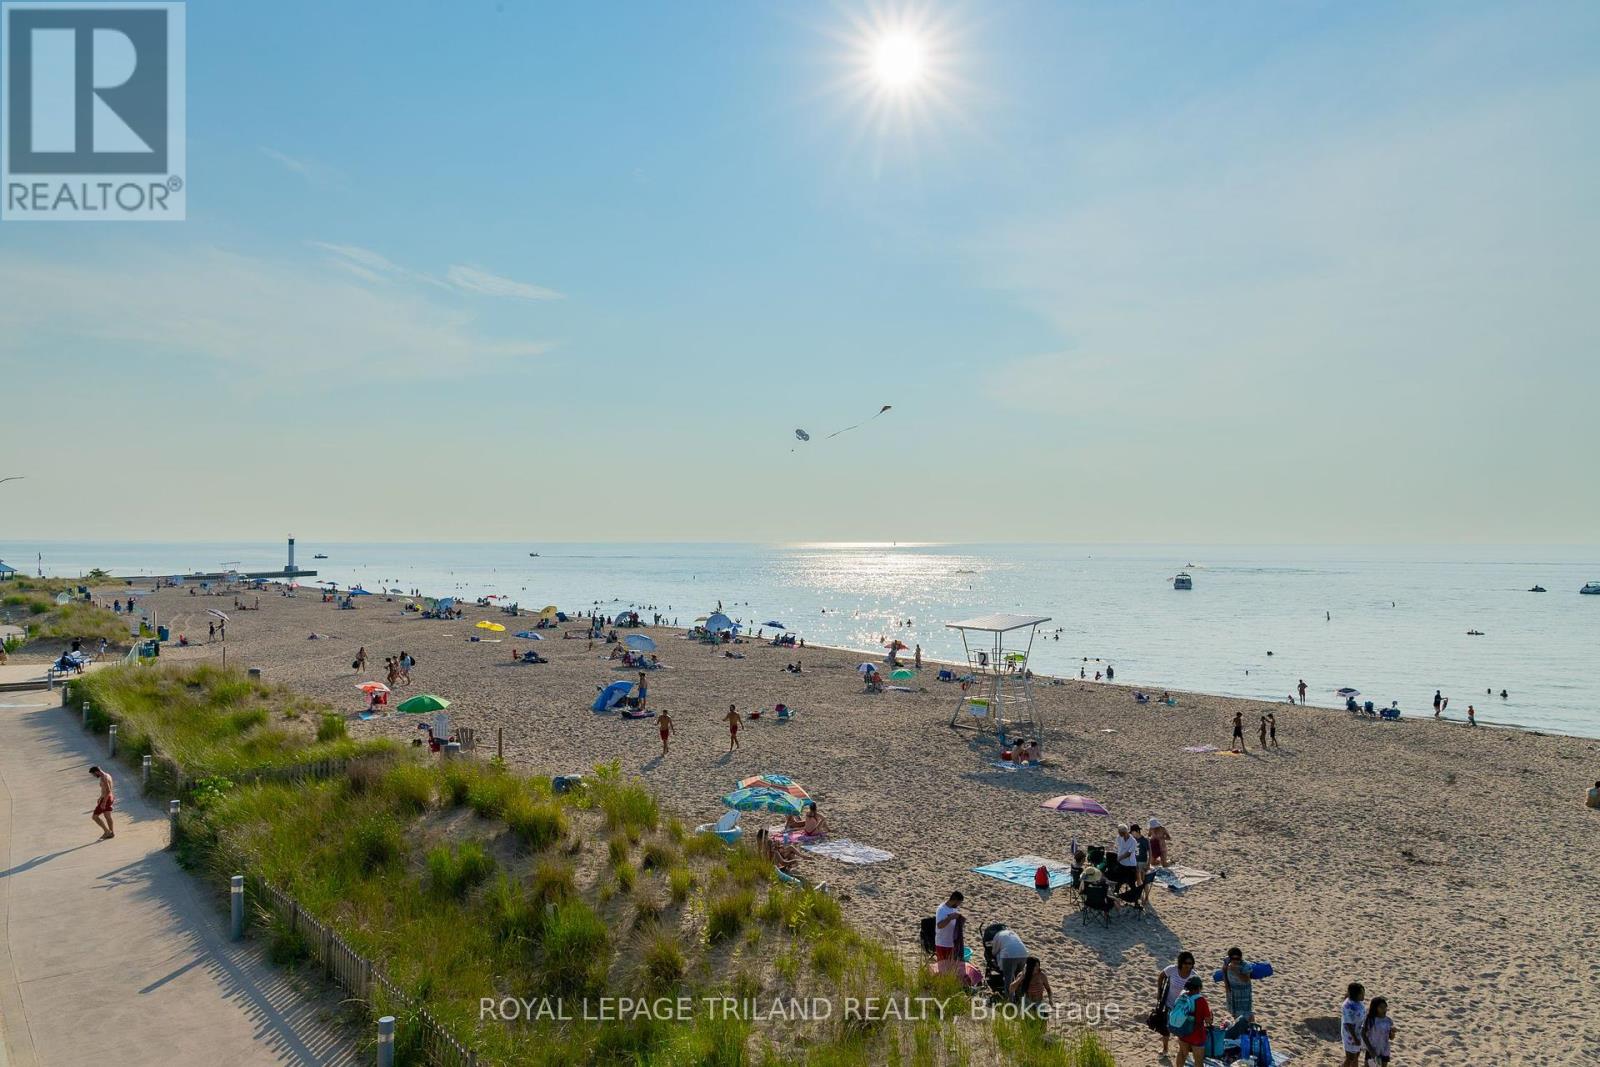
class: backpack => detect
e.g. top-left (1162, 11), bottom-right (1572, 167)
top-left (1033, 865), bottom-right (1050, 889)
top-left (1167, 993), bottom-right (1195, 1033)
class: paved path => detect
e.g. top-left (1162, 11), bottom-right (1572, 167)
top-left (0, 690), bottom-right (357, 1066)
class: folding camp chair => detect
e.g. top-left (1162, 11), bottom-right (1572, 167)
top-left (1116, 875), bottom-right (1154, 920)
top-left (1079, 880), bottom-right (1114, 927)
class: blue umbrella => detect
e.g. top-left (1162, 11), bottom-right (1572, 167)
top-left (349, 587), bottom-right (373, 596)
top-left (625, 634), bottom-right (656, 653)
top-left (513, 630), bottom-right (544, 640)
top-left (721, 786), bottom-right (805, 816)
top-left (705, 612), bottom-right (735, 633)
top-left (593, 680), bottom-right (633, 712)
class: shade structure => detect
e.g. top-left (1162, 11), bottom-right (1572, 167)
top-left (206, 608), bottom-right (230, 621)
top-left (889, 668), bottom-right (915, 681)
top-left (398, 694), bottom-right (451, 714)
top-left (593, 681), bottom-right (633, 711)
top-left (1041, 794), bottom-right (1110, 816)
top-left (704, 612), bottom-right (735, 633)
top-left (856, 662), bottom-right (879, 675)
top-left (737, 774), bottom-right (808, 799)
top-left (349, 587), bottom-right (373, 596)
top-left (538, 604), bottom-right (559, 617)
top-left (946, 611), bottom-right (1051, 742)
top-left (475, 620), bottom-right (506, 633)
top-left (513, 630), bottom-right (544, 640)
top-left (721, 786), bottom-right (805, 816)
top-left (625, 634), bottom-right (656, 653)
top-left (1335, 687), bottom-right (1360, 698)
top-left (356, 682), bottom-right (390, 694)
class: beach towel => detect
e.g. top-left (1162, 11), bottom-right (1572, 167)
top-left (989, 760), bottom-right (1040, 772)
top-left (802, 839), bottom-right (894, 865)
top-left (1151, 865), bottom-right (1216, 893)
top-left (886, 685), bottom-right (913, 692)
top-left (769, 827), bottom-right (818, 846)
top-left (1182, 744), bottom-right (1219, 753)
top-left (621, 709), bottom-right (656, 720)
top-left (974, 855), bottom-right (1073, 890)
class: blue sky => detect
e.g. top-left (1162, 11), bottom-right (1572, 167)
top-left (2, 0), bottom-right (1596, 543)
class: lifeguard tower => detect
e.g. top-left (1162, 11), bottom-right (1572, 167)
top-left (946, 613), bottom-right (1050, 742)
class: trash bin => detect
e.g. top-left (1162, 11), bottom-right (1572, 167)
top-left (142, 640), bottom-right (160, 658)
top-left (157, 626), bottom-right (170, 642)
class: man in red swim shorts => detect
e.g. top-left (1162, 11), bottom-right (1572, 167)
top-left (90, 765), bottom-right (116, 840)
top-left (724, 704), bottom-right (741, 751)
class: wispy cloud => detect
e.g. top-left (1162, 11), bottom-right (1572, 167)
top-left (446, 264), bottom-right (565, 301)
top-left (0, 244), bottom-right (552, 385)
top-left (259, 146), bottom-right (344, 188)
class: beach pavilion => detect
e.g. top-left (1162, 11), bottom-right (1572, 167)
top-left (0, 561), bottom-right (15, 581)
top-left (946, 612), bottom-right (1050, 742)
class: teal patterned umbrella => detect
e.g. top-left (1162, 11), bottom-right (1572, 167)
top-left (721, 786), bottom-right (805, 816)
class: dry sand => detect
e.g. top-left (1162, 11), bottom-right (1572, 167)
top-left (82, 585), bottom-right (1600, 1063)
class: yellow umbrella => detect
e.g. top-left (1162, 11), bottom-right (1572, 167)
top-left (475, 620), bottom-right (506, 633)
top-left (538, 604), bottom-right (559, 618)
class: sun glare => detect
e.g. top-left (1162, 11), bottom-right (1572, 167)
top-left (873, 32), bottom-right (925, 89)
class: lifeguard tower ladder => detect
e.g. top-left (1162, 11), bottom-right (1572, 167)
top-left (946, 613), bottom-right (1051, 742)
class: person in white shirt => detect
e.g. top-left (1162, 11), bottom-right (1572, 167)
top-left (1114, 825), bottom-right (1140, 888)
top-left (987, 926), bottom-right (1029, 1000)
top-left (1156, 951), bottom-right (1196, 1057)
top-left (933, 892), bottom-right (964, 970)
top-left (1341, 982), bottom-right (1367, 1067)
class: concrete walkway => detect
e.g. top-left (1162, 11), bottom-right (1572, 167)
top-left (0, 690), bottom-right (357, 1066)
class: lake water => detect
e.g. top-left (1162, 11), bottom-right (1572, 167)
top-left (6, 540), bottom-right (1597, 736)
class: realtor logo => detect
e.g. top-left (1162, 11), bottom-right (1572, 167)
top-left (1, 1), bottom-right (185, 220)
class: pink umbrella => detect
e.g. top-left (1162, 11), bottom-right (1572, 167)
top-left (356, 682), bottom-right (390, 694)
top-left (1041, 794), bottom-right (1110, 816)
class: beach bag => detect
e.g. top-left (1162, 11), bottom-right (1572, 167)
top-left (351, 658), bottom-right (360, 669)
top-left (1166, 993), bottom-right (1195, 1034)
top-left (1145, 976), bottom-right (1169, 1034)
top-left (1204, 1025), bottom-right (1225, 1057)
top-left (1033, 865), bottom-right (1050, 889)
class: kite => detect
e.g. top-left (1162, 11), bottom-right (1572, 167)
top-left (825, 405), bottom-right (892, 439)
top-left (794, 429), bottom-right (810, 441)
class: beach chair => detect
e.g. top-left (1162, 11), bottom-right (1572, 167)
top-left (1116, 876), bottom-right (1154, 920)
top-left (694, 810), bottom-right (742, 846)
top-left (456, 727), bottom-right (476, 752)
top-left (1079, 881), bottom-right (1113, 927)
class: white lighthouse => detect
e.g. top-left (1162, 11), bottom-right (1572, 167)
top-left (286, 537), bottom-right (296, 573)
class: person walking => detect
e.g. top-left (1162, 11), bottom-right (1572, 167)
top-left (1297, 678), bottom-right (1307, 704)
top-left (656, 710), bottom-right (675, 756)
top-left (1341, 983), bottom-right (1367, 1067)
top-left (1467, 704), bottom-right (1476, 727)
top-left (1223, 947), bottom-right (1254, 1028)
top-left (89, 765), bottom-right (115, 840)
top-left (1362, 995), bottom-right (1394, 1065)
top-left (723, 704), bottom-right (742, 751)
top-left (1154, 951), bottom-right (1196, 1058)
top-left (354, 646), bottom-right (367, 672)
top-left (1267, 713), bottom-right (1278, 747)
top-left (1231, 711), bottom-right (1245, 752)
top-left (1258, 715), bottom-right (1268, 749)
top-left (1170, 975), bottom-right (1211, 1067)
top-left (1433, 690), bottom-right (1442, 717)
top-left (1106, 664), bottom-right (1114, 682)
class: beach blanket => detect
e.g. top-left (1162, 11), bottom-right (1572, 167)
top-left (1182, 744), bottom-right (1218, 753)
top-left (886, 685), bottom-right (913, 692)
top-left (802, 839), bottom-right (894, 865)
top-left (769, 827), bottom-right (818, 846)
top-left (1151, 865), bottom-right (1216, 893)
top-left (1204, 1054), bottom-right (1289, 1067)
top-left (989, 760), bottom-right (1040, 772)
top-left (621, 709), bottom-right (656, 720)
top-left (974, 855), bottom-right (1073, 890)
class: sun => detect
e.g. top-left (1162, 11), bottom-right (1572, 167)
top-left (872, 31), bottom-right (926, 90)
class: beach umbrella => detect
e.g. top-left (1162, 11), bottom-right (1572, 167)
top-left (887, 639), bottom-right (908, 651)
top-left (764, 621), bottom-right (785, 629)
top-left (1041, 794), bottom-right (1110, 816)
top-left (437, 597), bottom-right (454, 611)
top-left (625, 634), bottom-right (656, 653)
top-left (693, 615), bottom-right (709, 623)
top-left (513, 630), bottom-right (544, 640)
top-left (890, 668), bottom-right (915, 681)
top-left (356, 682), bottom-right (390, 695)
top-left (721, 786), bottom-right (806, 816)
top-left (1335, 687), bottom-right (1360, 698)
top-left (539, 605), bottom-right (559, 618)
top-left (738, 774), bottom-right (809, 799)
top-left (705, 612), bottom-right (735, 633)
top-left (475, 620), bottom-right (506, 633)
top-left (398, 694), bottom-right (450, 714)
top-left (593, 681), bottom-right (633, 711)
top-left (856, 662), bottom-right (879, 675)
top-left (207, 608), bottom-right (230, 622)
top-left (349, 587), bottom-right (373, 596)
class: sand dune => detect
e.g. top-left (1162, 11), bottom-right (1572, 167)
top-left (117, 586), bottom-right (1600, 1063)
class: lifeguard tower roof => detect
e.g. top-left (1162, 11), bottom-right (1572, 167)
top-left (946, 613), bottom-right (1051, 633)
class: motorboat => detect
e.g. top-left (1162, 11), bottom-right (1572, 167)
top-left (1172, 571), bottom-right (1193, 590)
top-left (1528, 585), bottom-right (1545, 592)
top-left (529, 552), bottom-right (540, 557)
top-left (313, 553), bottom-right (328, 559)
top-left (1582, 581), bottom-right (1600, 595)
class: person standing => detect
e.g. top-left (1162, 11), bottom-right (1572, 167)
top-left (1587, 781), bottom-right (1600, 810)
top-left (1155, 951), bottom-right (1196, 1058)
top-left (1258, 715), bottom-right (1268, 748)
top-left (208, 620), bottom-right (215, 643)
top-left (1231, 711), bottom-right (1245, 753)
top-left (1131, 823), bottom-right (1150, 883)
top-left (1267, 713), bottom-right (1278, 747)
top-left (355, 646), bottom-right (367, 672)
top-left (656, 710), bottom-right (674, 756)
top-left (723, 704), bottom-right (742, 751)
top-left (1223, 947), bottom-right (1254, 1028)
top-left (1467, 704), bottom-right (1476, 727)
top-left (1114, 824), bottom-right (1140, 887)
top-left (933, 891), bottom-right (964, 970)
top-left (914, 644), bottom-right (922, 669)
top-left (637, 671), bottom-right (648, 712)
top-left (89, 765), bottom-right (115, 840)
top-left (1106, 664), bottom-right (1114, 682)
top-left (1009, 956), bottom-right (1054, 1016)
top-left (1297, 679), bottom-right (1308, 704)
top-left (1433, 690), bottom-right (1442, 717)
top-left (1341, 983), bottom-right (1367, 1067)
top-left (1362, 995), bottom-right (1394, 1065)
top-left (1171, 975), bottom-right (1211, 1067)
top-left (1147, 818), bottom-right (1171, 867)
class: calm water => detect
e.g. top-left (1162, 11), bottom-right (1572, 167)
top-left (6, 540), bottom-right (1598, 736)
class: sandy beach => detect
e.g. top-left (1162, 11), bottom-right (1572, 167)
top-left (71, 583), bottom-right (1600, 1063)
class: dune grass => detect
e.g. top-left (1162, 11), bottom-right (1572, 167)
top-left (1, 578), bottom-right (128, 646)
top-left (72, 664), bottom-right (397, 782)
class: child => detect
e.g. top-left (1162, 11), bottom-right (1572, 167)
top-left (1341, 983), bottom-right (1367, 1067)
top-left (1362, 996), bottom-right (1393, 1065)
top-left (724, 704), bottom-right (741, 750)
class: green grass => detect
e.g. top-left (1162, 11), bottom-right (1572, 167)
top-left (73, 664), bottom-right (397, 781)
top-left (0, 579), bottom-right (128, 646)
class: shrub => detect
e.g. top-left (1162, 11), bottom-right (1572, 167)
top-left (265, 913), bottom-right (312, 968)
top-left (607, 835), bottom-right (630, 866)
top-left (632, 889), bottom-right (664, 929)
top-left (706, 889), bottom-right (755, 943)
top-left (467, 772), bottom-right (521, 820)
top-left (316, 713), bottom-right (347, 743)
top-left (505, 797), bottom-right (567, 851)
top-left (667, 867), bottom-right (695, 903)
top-left (597, 777), bottom-right (658, 836)
top-left (227, 708), bottom-right (268, 733)
top-left (351, 817), bottom-right (406, 875)
top-left (636, 925), bottom-right (685, 989)
top-left (529, 857), bottom-right (576, 910)
top-left (441, 763), bottom-right (477, 807)
top-left (683, 832), bottom-right (728, 860)
top-left (426, 841), bottom-right (495, 900)
top-left (614, 859), bottom-right (636, 892)
top-left (640, 839), bottom-right (677, 871)
top-left (486, 875), bottom-right (540, 946)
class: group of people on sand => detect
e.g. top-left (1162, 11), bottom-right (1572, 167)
top-left (382, 650), bottom-right (415, 688)
top-left (754, 801), bottom-right (831, 873)
top-left (1230, 710), bottom-right (1278, 752)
